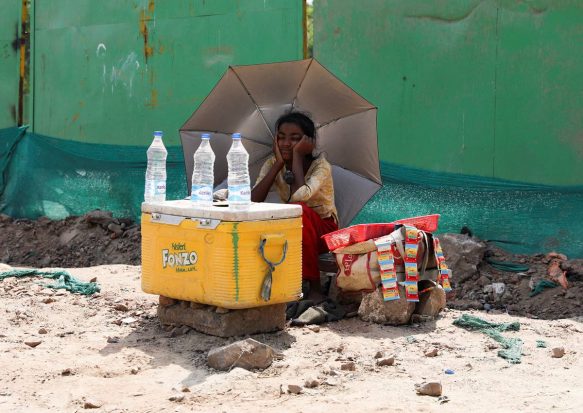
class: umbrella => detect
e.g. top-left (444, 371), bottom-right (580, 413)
top-left (180, 58), bottom-right (381, 228)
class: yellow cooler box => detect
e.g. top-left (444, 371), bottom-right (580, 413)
top-left (141, 200), bottom-right (303, 309)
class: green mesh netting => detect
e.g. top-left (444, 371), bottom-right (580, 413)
top-left (0, 129), bottom-right (186, 221)
top-left (453, 314), bottom-right (523, 364)
top-left (0, 269), bottom-right (100, 295)
top-left (0, 128), bottom-right (582, 258)
top-left (354, 161), bottom-right (583, 257)
top-left (529, 280), bottom-right (558, 297)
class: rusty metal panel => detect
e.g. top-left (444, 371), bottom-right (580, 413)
top-left (315, 0), bottom-right (583, 185)
top-left (32, 0), bottom-right (304, 146)
top-left (0, 0), bottom-right (22, 128)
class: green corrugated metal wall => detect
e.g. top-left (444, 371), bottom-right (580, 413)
top-left (0, 1), bottom-right (22, 128)
top-left (315, 0), bottom-right (583, 186)
top-left (31, 0), bottom-right (303, 146)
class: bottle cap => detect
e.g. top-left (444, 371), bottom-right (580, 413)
top-left (154, 131), bottom-right (163, 138)
top-left (201, 133), bottom-right (211, 139)
top-left (232, 133), bottom-right (242, 139)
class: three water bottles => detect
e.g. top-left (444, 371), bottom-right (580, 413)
top-left (190, 133), bottom-right (215, 206)
top-left (144, 131), bottom-right (168, 202)
top-left (227, 133), bottom-right (251, 209)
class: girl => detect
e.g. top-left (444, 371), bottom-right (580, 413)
top-left (251, 112), bottom-right (338, 294)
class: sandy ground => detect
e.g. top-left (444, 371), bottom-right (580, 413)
top-left (1, 264), bottom-right (582, 413)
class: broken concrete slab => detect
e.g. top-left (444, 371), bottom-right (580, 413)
top-left (157, 300), bottom-right (286, 337)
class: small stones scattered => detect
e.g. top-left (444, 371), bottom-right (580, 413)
top-left (168, 394), bottom-right (185, 402)
top-left (552, 347), bottom-right (565, 358)
top-left (304, 378), bottom-right (320, 388)
top-left (287, 384), bottom-right (303, 394)
top-left (376, 357), bottom-right (395, 367)
top-left (415, 382), bottom-right (442, 397)
top-left (38, 327), bottom-right (48, 334)
top-left (307, 325), bottom-right (320, 333)
top-left (130, 368), bottom-right (139, 375)
top-left (24, 340), bottom-right (42, 348)
top-left (114, 303), bottom-right (129, 312)
top-left (61, 368), bottom-right (72, 376)
top-left (42, 298), bottom-right (56, 304)
top-left (424, 348), bottom-right (439, 357)
top-left (83, 399), bottom-right (102, 409)
top-left (341, 361), bottom-right (356, 371)
top-left (374, 351), bottom-right (384, 359)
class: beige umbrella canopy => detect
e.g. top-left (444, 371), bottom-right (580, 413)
top-left (180, 58), bottom-right (381, 228)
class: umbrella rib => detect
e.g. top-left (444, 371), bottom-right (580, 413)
top-left (316, 107), bottom-right (377, 130)
top-left (230, 67), bottom-right (275, 139)
top-left (290, 58), bottom-right (314, 112)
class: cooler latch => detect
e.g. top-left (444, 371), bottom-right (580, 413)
top-left (192, 218), bottom-right (221, 230)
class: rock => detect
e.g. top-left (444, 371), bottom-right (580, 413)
top-left (376, 357), bottom-right (395, 367)
top-left (374, 351), bottom-right (384, 359)
top-left (114, 303), bottom-right (129, 312)
top-left (307, 325), bottom-right (320, 333)
top-left (83, 399), bottom-right (102, 409)
top-left (207, 338), bottom-right (277, 371)
top-left (158, 301), bottom-right (286, 337)
top-left (131, 368), bottom-right (139, 375)
top-left (107, 223), bottom-right (124, 237)
top-left (38, 328), bottom-right (48, 334)
top-left (159, 295), bottom-right (177, 307)
top-left (168, 394), bottom-right (184, 402)
top-left (24, 340), bottom-right (42, 348)
top-left (424, 348), bottom-right (439, 357)
top-left (121, 317), bottom-right (137, 324)
top-left (414, 284), bottom-right (446, 317)
top-left (42, 298), bottom-right (56, 304)
top-left (358, 285), bottom-right (415, 325)
top-left (415, 382), bottom-right (442, 397)
top-left (287, 384), bottom-right (303, 394)
top-left (563, 259), bottom-right (583, 281)
top-left (170, 325), bottom-right (191, 337)
top-left (84, 210), bottom-right (116, 227)
top-left (107, 336), bottom-right (120, 344)
top-left (89, 277), bottom-right (97, 283)
top-left (552, 347), bottom-right (565, 358)
top-left (181, 386), bottom-right (191, 393)
top-left (341, 361), bottom-right (356, 371)
top-left (439, 233), bottom-right (486, 283)
top-left (215, 307), bottom-right (230, 314)
top-left (61, 368), bottom-right (72, 376)
top-left (304, 378), bottom-right (320, 388)
top-left (476, 275), bottom-right (491, 287)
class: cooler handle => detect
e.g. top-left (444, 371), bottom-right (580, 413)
top-left (259, 234), bottom-right (288, 302)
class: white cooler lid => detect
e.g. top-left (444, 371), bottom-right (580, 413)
top-left (141, 200), bottom-right (302, 221)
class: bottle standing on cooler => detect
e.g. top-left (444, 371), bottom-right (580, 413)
top-left (227, 132), bottom-right (251, 209)
top-left (144, 131), bottom-right (168, 202)
top-left (190, 133), bottom-right (215, 206)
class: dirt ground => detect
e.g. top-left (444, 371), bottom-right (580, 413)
top-left (0, 264), bottom-right (582, 412)
top-left (1, 213), bottom-right (583, 412)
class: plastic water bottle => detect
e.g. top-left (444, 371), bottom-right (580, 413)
top-left (190, 133), bottom-right (215, 206)
top-left (227, 132), bottom-right (251, 209)
top-left (144, 131), bottom-right (167, 202)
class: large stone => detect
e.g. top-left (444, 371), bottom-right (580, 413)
top-left (414, 283), bottom-right (446, 317)
top-left (157, 300), bottom-right (286, 337)
top-left (358, 285), bottom-right (414, 325)
top-left (563, 259), bottom-right (583, 281)
top-left (207, 338), bottom-right (277, 371)
top-left (439, 233), bottom-right (486, 284)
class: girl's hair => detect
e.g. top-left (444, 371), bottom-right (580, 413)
top-left (275, 111), bottom-right (316, 140)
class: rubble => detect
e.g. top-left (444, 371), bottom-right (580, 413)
top-left (207, 338), bottom-right (278, 371)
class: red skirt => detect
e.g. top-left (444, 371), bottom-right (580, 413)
top-left (295, 202), bottom-right (338, 281)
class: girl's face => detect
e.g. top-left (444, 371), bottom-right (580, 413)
top-left (276, 122), bottom-right (304, 161)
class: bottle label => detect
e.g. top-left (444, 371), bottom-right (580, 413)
top-left (228, 184), bottom-right (251, 202)
top-left (155, 180), bottom-right (166, 195)
top-left (191, 184), bottom-right (213, 202)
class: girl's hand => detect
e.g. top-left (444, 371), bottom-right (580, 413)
top-left (292, 135), bottom-right (315, 157)
top-left (273, 137), bottom-right (285, 168)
